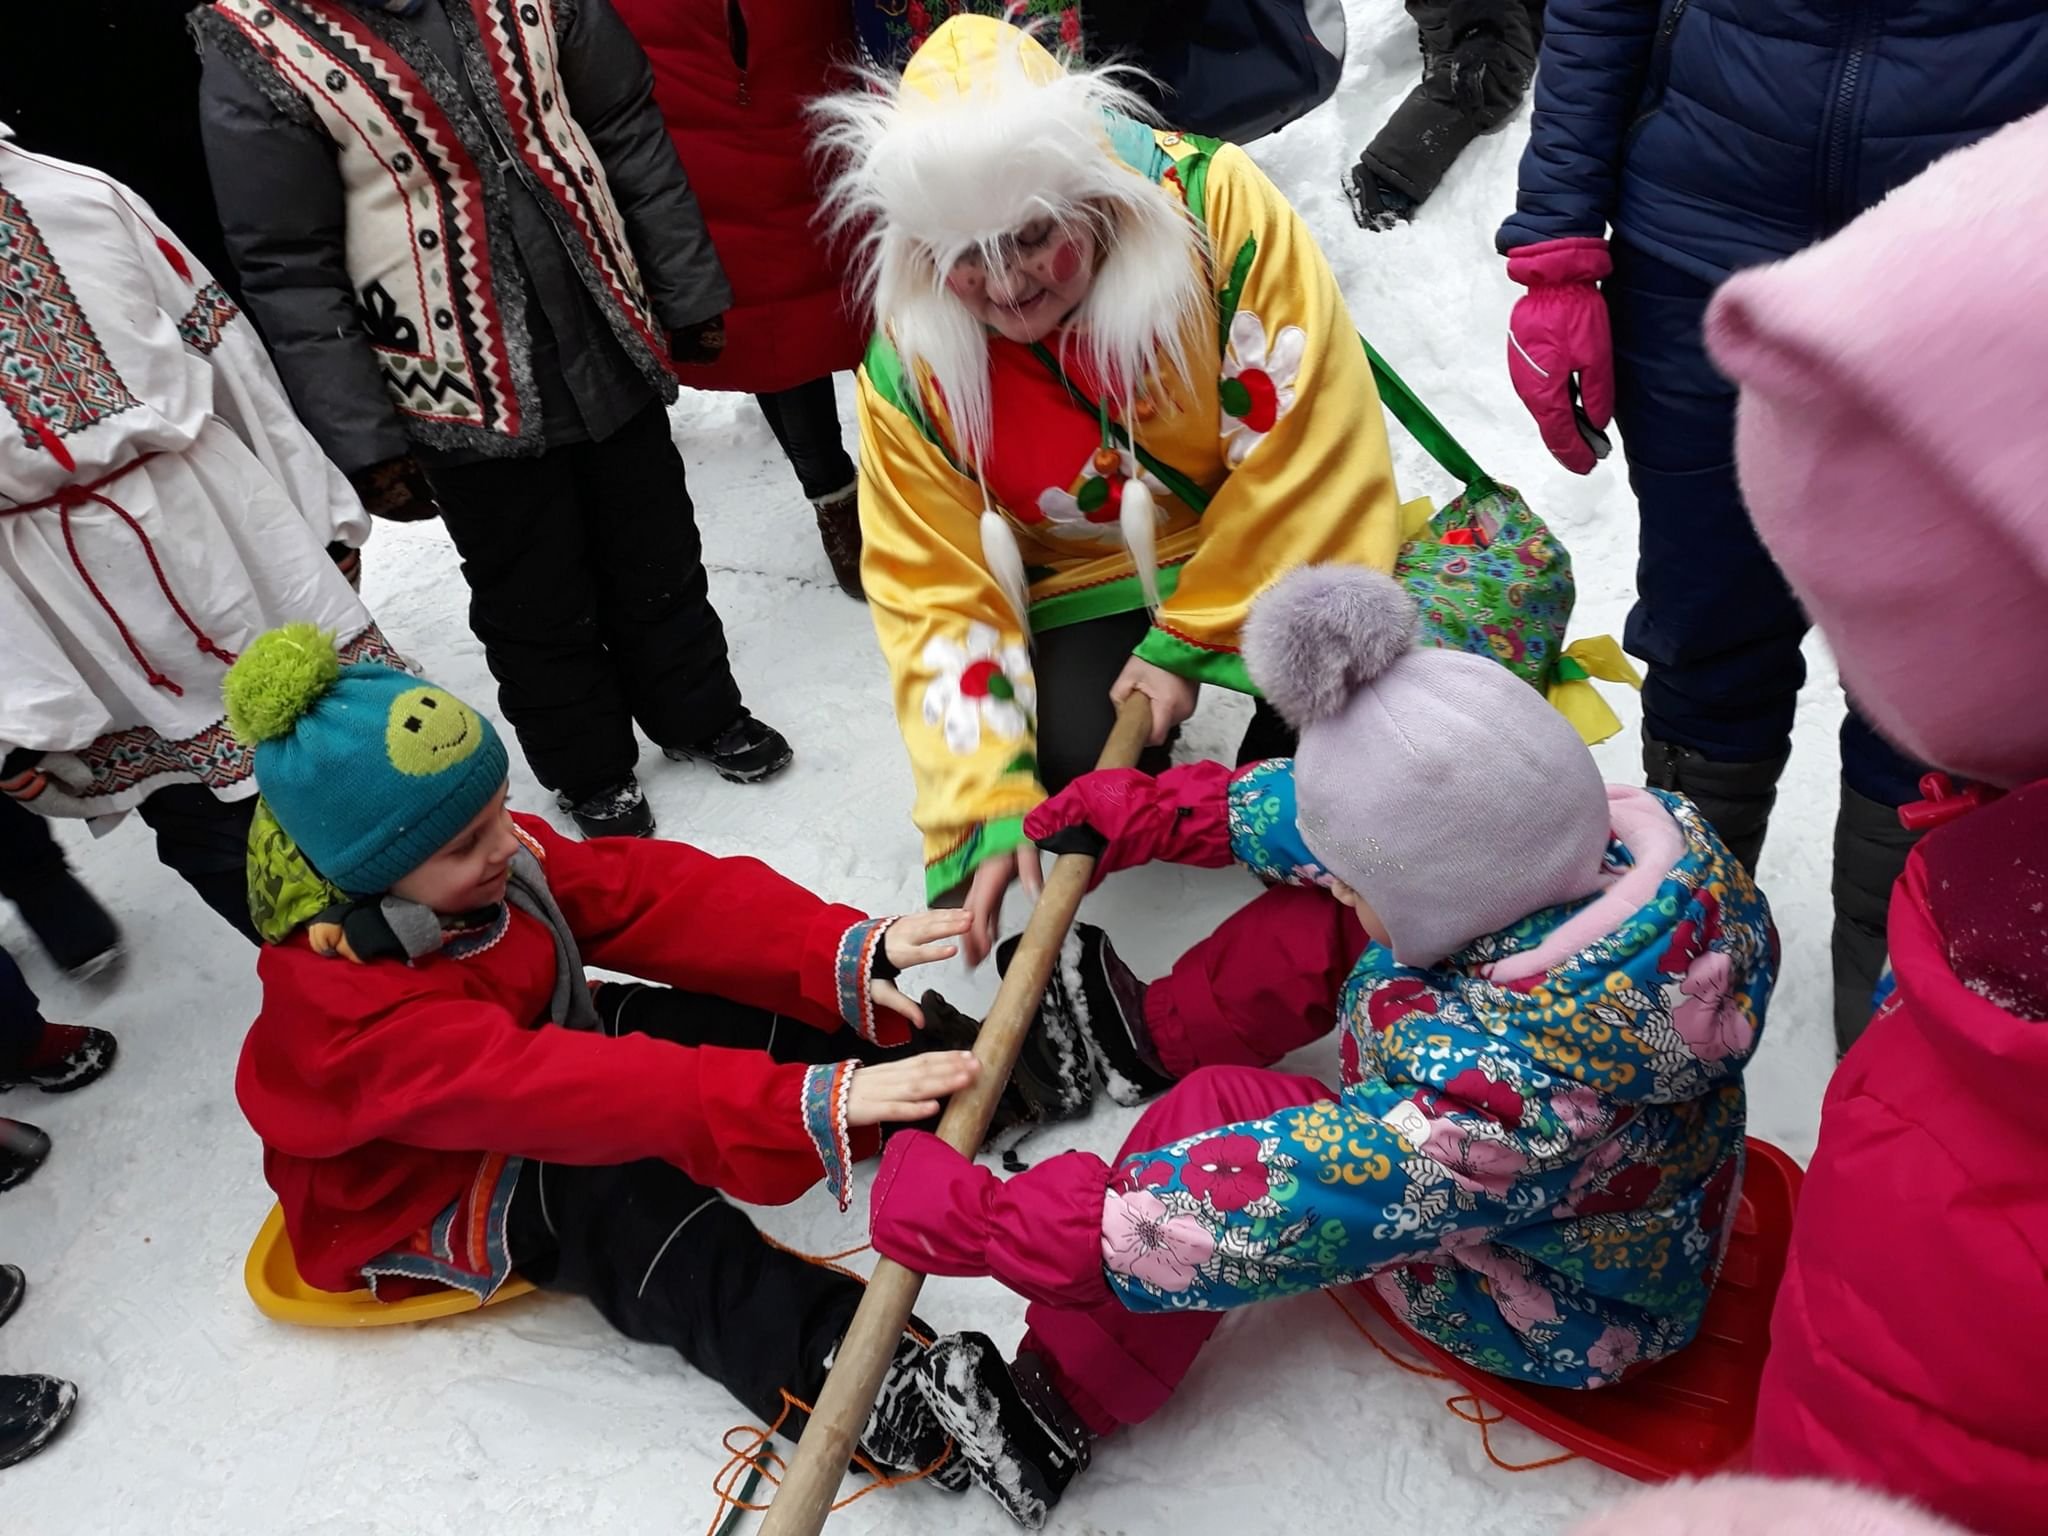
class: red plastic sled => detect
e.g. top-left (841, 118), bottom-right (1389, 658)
top-left (1362, 1136), bottom-right (1804, 1482)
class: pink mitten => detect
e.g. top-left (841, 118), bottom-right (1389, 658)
top-left (870, 1132), bottom-right (1119, 1308)
top-left (1023, 760), bottom-right (1233, 888)
top-left (1505, 236), bottom-right (1614, 475)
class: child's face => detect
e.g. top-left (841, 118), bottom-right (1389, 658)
top-left (1327, 877), bottom-right (1391, 949)
top-left (390, 783), bottom-right (520, 915)
top-left (942, 212), bottom-right (1102, 344)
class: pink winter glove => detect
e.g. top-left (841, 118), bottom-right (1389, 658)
top-left (1023, 760), bottom-right (1233, 890)
top-left (1505, 236), bottom-right (1615, 475)
top-left (870, 1131), bottom-right (1118, 1309)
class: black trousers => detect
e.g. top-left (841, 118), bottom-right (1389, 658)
top-left (504, 983), bottom-right (919, 1432)
top-left (428, 405), bottom-right (743, 800)
top-left (755, 377), bottom-right (857, 505)
top-left (1033, 609), bottom-right (1297, 794)
top-left (0, 788), bottom-right (255, 946)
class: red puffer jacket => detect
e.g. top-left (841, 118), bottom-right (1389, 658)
top-left (1751, 780), bottom-right (2048, 1534)
top-left (612, 0), bottom-right (863, 395)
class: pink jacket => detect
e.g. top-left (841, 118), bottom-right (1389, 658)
top-left (1748, 785), bottom-right (2048, 1533)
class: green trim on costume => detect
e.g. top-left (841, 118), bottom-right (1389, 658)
top-left (864, 332), bottom-right (973, 477)
top-left (1028, 562), bottom-right (1185, 633)
top-left (1134, 627), bottom-right (1258, 695)
top-left (925, 814), bottom-right (1029, 903)
top-left (1216, 234), bottom-right (1257, 352)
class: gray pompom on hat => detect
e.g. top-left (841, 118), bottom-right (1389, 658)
top-left (1244, 565), bottom-right (1613, 967)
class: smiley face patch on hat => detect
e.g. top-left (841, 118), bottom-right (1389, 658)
top-left (385, 685), bottom-right (485, 777)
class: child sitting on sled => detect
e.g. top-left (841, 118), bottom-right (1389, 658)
top-left (866, 565), bottom-right (1777, 1526)
top-left (223, 626), bottom-right (983, 1482)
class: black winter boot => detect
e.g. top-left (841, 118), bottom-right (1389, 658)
top-left (0, 1374), bottom-right (76, 1469)
top-left (1643, 734), bottom-right (1791, 874)
top-left (915, 1332), bottom-right (1090, 1529)
top-left (663, 710), bottom-right (793, 785)
top-left (0, 1264), bottom-right (23, 1329)
top-left (913, 991), bottom-right (1080, 1142)
top-left (854, 1327), bottom-right (972, 1491)
top-left (1832, 783), bottom-right (1924, 1056)
top-left (1002, 924), bottom-right (1173, 1107)
top-left (0, 1121), bottom-right (50, 1195)
top-left (556, 778), bottom-right (655, 839)
top-left (0, 1025), bottom-right (118, 1095)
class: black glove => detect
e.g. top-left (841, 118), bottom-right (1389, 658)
top-left (1345, 157), bottom-right (1418, 232)
top-left (348, 454), bottom-right (441, 523)
top-left (669, 313), bottom-right (727, 367)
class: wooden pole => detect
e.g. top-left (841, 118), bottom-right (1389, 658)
top-left (758, 691), bottom-right (1155, 1536)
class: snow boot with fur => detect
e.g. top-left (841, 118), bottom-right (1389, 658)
top-left (915, 1332), bottom-right (1090, 1529)
top-left (1000, 924), bottom-right (1173, 1107)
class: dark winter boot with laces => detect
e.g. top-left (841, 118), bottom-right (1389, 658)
top-left (557, 778), bottom-right (655, 839)
top-left (663, 710), bottom-right (794, 785)
top-left (813, 487), bottom-right (865, 600)
top-left (1001, 924), bottom-right (1173, 1107)
top-left (0, 1121), bottom-right (51, 1195)
top-left (851, 1327), bottom-right (972, 1491)
top-left (915, 1332), bottom-right (1090, 1529)
top-left (0, 1374), bottom-right (76, 1470)
top-left (0, 1025), bottom-right (118, 1095)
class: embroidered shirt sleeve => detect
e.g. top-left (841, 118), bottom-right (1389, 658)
top-left (834, 916), bottom-right (903, 1043)
top-left (800, 1060), bottom-right (858, 1213)
top-left (1135, 145), bottom-right (1406, 691)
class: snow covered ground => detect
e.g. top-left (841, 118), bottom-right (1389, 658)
top-left (2, 4), bottom-right (1847, 1530)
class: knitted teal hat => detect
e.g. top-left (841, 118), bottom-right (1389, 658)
top-left (224, 624), bottom-right (509, 896)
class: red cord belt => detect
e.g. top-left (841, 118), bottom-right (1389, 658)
top-left (2, 453), bottom-right (236, 696)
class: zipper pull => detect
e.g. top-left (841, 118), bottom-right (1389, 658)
top-left (1897, 772), bottom-right (2003, 833)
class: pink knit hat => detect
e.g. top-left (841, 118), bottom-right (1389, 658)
top-left (1243, 565), bottom-right (1611, 967)
top-left (1705, 109), bottom-right (2048, 789)
top-left (1568, 1476), bottom-right (1977, 1536)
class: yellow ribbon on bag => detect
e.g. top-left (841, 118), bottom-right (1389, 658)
top-left (1548, 634), bottom-right (1644, 746)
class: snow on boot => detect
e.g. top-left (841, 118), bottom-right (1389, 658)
top-left (978, 942), bottom-right (1092, 1121)
top-left (1643, 734), bottom-right (1789, 875)
top-left (0, 1025), bottom-right (119, 1094)
top-left (912, 991), bottom-right (1054, 1144)
top-left (0, 1264), bottom-right (23, 1329)
top-left (1003, 924), bottom-right (1172, 1107)
top-left (557, 779), bottom-right (655, 839)
top-left (915, 1333), bottom-right (1089, 1530)
top-left (9, 870), bottom-right (120, 981)
top-left (1832, 782), bottom-right (1924, 1056)
top-left (813, 487), bottom-right (865, 600)
top-left (662, 711), bottom-right (794, 785)
top-left (0, 1375), bottom-right (76, 1470)
top-left (0, 1122), bottom-right (51, 1195)
top-left (854, 1327), bottom-right (972, 1491)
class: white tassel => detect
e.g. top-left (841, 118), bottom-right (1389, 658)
top-left (980, 509), bottom-right (1033, 639)
top-left (1120, 478), bottom-right (1162, 612)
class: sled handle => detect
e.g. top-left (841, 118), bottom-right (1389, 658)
top-left (759, 691), bottom-right (1155, 1536)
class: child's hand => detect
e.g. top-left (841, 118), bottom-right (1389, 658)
top-left (846, 1052), bottom-right (981, 1127)
top-left (872, 910), bottom-right (974, 1027)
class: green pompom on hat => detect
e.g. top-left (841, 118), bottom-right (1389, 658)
top-left (223, 625), bottom-right (509, 896)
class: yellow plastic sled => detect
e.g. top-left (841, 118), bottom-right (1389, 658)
top-left (245, 1204), bottom-right (535, 1328)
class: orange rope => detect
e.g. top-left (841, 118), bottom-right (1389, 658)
top-left (1325, 1289), bottom-right (1578, 1474)
top-left (701, 1235), bottom-right (952, 1536)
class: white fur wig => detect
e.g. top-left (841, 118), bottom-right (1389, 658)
top-left (812, 16), bottom-right (1208, 474)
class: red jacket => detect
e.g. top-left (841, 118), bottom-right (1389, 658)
top-left (611, 0), bottom-right (864, 395)
top-left (238, 815), bottom-right (884, 1293)
top-left (1752, 780), bottom-right (2048, 1534)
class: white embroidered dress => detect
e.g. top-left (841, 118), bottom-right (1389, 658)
top-left (0, 131), bottom-right (384, 820)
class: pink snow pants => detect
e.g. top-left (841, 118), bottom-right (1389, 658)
top-left (1025, 883), bottom-right (1368, 1435)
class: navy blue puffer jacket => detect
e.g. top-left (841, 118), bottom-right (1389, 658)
top-left (1498, 0), bottom-right (2048, 281)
